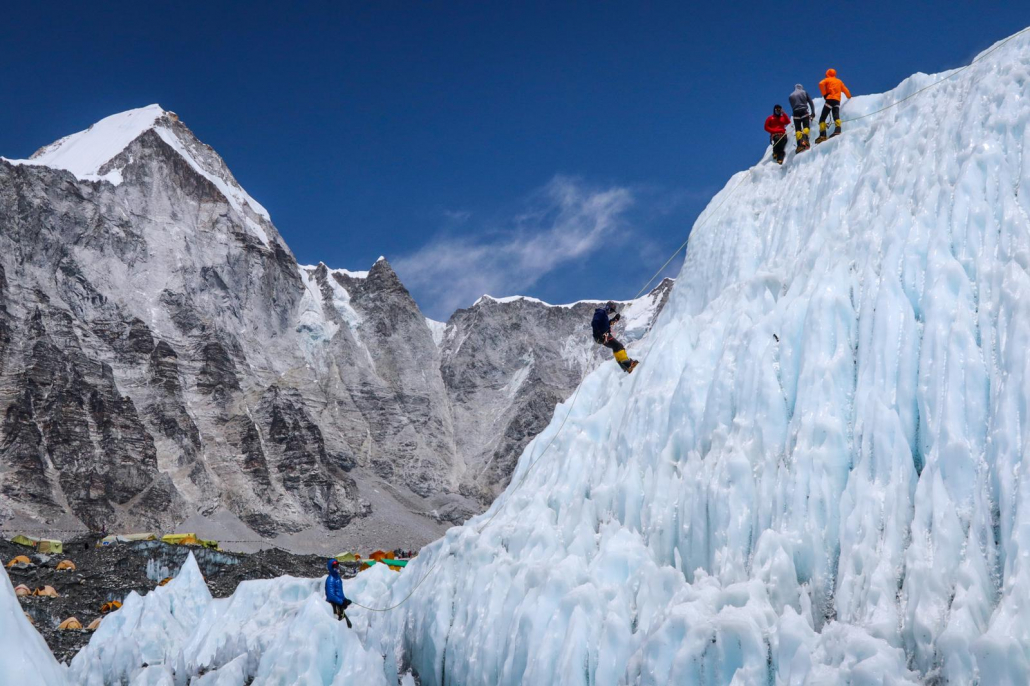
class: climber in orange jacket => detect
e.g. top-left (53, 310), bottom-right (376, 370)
top-left (815, 69), bottom-right (852, 143)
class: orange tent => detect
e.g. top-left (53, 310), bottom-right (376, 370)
top-left (33, 586), bottom-right (59, 598)
top-left (158, 577), bottom-right (173, 587)
top-left (56, 560), bottom-right (76, 571)
top-left (100, 600), bottom-right (122, 614)
top-left (5, 555), bottom-right (31, 568)
top-left (58, 617), bottom-right (82, 630)
top-left (369, 550), bottom-right (390, 562)
top-left (87, 617), bottom-right (102, 631)
top-left (14, 585), bottom-right (31, 597)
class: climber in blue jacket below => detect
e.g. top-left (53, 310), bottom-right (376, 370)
top-left (592, 301), bottom-right (638, 373)
top-left (325, 559), bottom-right (352, 628)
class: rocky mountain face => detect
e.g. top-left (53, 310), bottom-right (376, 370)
top-left (0, 106), bottom-right (670, 548)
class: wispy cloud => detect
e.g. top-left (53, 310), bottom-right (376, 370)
top-left (395, 176), bottom-right (634, 318)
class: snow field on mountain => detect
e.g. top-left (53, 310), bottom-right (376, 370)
top-left (70, 554), bottom-right (399, 685)
top-left (358, 29), bottom-right (1030, 685)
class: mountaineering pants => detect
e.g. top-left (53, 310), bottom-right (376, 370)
top-left (330, 602), bottom-right (352, 627)
top-left (595, 334), bottom-right (632, 371)
top-left (819, 99), bottom-right (841, 133)
top-left (771, 133), bottom-right (788, 161)
top-left (792, 113), bottom-right (811, 141)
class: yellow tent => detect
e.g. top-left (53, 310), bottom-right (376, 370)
top-left (14, 585), bottom-right (31, 597)
top-left (158, 577), bottom-right (173, 586)
top-left (161, 533), bottom-right (198, 546)
top-left (33, 586), bottom-right (59, 598)
top-left (87, 617), bottom-right (102, 631)
top-left (37, 539), bottom-right (62, 554)
top-left (5, 555), bottom-right (31, 568)
top-left (10, 534), bottom-right (37, 548)
top-left (58, 617), bottom-right (82, 630)
top-left (197, 538), bottom-right (219, 550)
top-left (334, 552), bottom-right (362, 563)
top-left (56, 560), bottom-right (76, 571)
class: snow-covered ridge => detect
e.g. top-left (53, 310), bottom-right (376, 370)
top-left (473, 287), bottom-right (669, 310)
top-left (473, 279), bottom-right (673, 341)
top-left (5, 104), bottom-right (274, 246)
top-left (366, 27), bottom-right (1030, 685)
top-left (298, 262), bottom-right (370, 280)
top-left (11, 104), bottom-right (166, 184)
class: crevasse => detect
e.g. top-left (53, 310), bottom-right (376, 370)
top-left (366, 28), bottom-right (1030, 685)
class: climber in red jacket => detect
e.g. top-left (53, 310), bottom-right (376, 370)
top-left (765, 104), bottom-right (792, 165)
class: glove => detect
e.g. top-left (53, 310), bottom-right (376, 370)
top-left (342, 599), bottom-right (352, 609)
top-left (611, 313), bottom-right (621, 323)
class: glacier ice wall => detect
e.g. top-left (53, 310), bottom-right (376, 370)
top-left (368, 28), bottom-right (1030, 685)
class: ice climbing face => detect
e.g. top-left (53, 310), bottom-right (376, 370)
top-left (368, 28), bottom-right (1030, 686)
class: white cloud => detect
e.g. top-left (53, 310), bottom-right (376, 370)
top-left (395, 176), bottom-right (633, 318)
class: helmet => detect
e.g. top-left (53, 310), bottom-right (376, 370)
top-left (773, 104), bottom-right (783, 113)
top-left (331, 559), bottom-right (339, 568)
top-left (826, 68), bottom-right (837, 77)
top-left (605, 300), bottom-right (618, 313)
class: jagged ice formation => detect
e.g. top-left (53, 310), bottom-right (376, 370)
top-left (365, 28), bottom-right (1030, 685)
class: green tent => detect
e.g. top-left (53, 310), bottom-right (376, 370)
top-left (10, 534), bottom-right (37, 549)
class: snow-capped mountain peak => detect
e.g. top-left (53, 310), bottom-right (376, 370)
top-left (19, 104), bottom-right (168, 183)
top-left (6, 104), bottom-right (275, 246)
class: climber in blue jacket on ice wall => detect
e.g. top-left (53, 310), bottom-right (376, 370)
top-left (325, 559), bottom-right (352, 628)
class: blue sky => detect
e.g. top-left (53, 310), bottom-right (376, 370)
top-left (3, 3), bottom-right (1028, 318)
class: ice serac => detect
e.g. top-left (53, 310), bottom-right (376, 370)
top-left (0, 562), bottom-right (67, 685)
top-left (70, 553), bottom-right (398, 685)
top-left (372, 28), bottom-right (1030, 684)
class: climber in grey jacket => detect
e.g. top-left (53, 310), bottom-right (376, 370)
top-left (788, 84), bottom-right (817, 151)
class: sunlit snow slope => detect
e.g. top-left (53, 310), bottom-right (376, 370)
top-left (372, 28), bottom-right (1030, 685)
